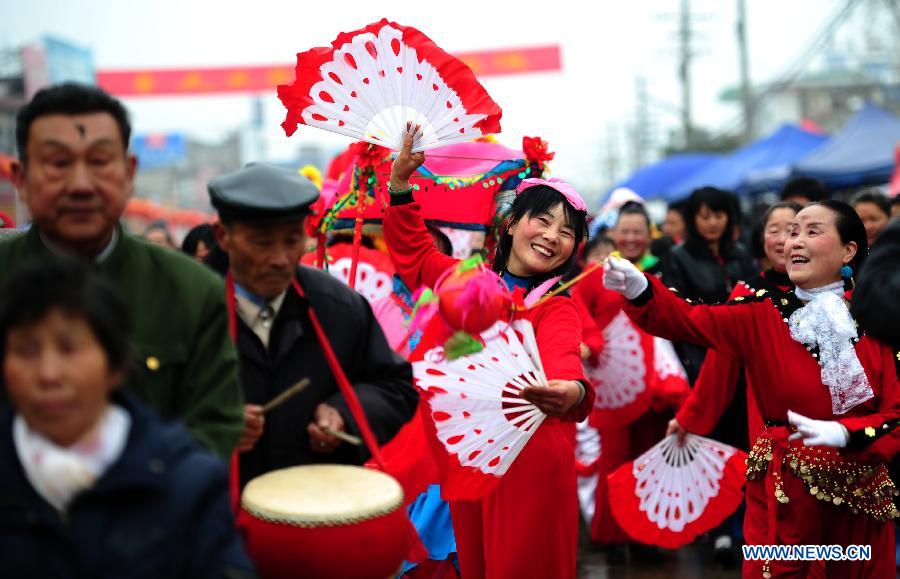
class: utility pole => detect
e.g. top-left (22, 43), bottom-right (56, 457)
top-left (679, 0), bottom-right (693, 148)
top-left (603, 123), bottom-right (620, 190)
top-left (737, 0), bottom-right (754, 142)
top-left (881, 0), bottom-right (900, 35)
top-left (251, 95), bottom-right (268, 162)
top-left (633, 76), bottom-right (651, 170)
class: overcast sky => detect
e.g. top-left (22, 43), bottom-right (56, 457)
top-left (2, 0), bottom-right (842, 197)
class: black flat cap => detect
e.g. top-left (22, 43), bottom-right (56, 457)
top-left (208, 163), bottom-right (320, 223)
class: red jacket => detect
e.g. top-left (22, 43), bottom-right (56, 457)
top-left (383, 200), bottom-right (593, 422)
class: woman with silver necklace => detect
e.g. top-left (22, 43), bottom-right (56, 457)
top-left (603, 200), bottom-right (899, 578)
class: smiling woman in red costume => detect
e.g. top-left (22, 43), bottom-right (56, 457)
top-left (604, 200), bottom-right (899, 578)
top-left (383, 127), bottom-right (593, 579)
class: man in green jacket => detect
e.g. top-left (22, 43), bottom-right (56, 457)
top-left (0, 83), bottom-right (243, 459)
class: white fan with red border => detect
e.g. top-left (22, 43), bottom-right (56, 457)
top-left (651, 336), bottom-right (690, 409)
top-left (607, 433), bottom-right (747, 549)
top-left (279, 19), bottom-right (502, 152)
top-left (585, 310), bottom-right (654, 428)
top-left (412, 319), bottom-right (547, 500)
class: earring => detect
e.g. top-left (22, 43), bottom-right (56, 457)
top-left (840, 265), bottom-right (853, 278)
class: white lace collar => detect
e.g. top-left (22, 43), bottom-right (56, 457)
top-left (789, 281), bottom-right (872, 414)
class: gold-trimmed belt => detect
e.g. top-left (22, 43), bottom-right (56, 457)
top-left (746, 431), bottom-right (899, 522)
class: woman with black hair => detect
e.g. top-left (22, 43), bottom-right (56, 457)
top-left (662, 187), bottom-right (757, 380)
top-left (852, 190), bottom-right (891, 247)
top-left (383, 128), bottom-right (593, 579)
top-left (663, 187), bottom-right (756, 302)
top-left (605, 200), bottom-right (900, 578)
top-left (181, 223), bottom-right (216, 262)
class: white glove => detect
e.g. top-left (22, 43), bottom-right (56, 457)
top-left (787, 410), bottom-right (849, 448)
top-left (603, 255), bottom-right (648, 300)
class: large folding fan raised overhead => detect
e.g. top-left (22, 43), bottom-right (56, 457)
top-left (278, 19), bottom-right (503, 152)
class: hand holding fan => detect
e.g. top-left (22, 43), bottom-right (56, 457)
top-left (412, 319), bottom-right (548, 500)
top-left (279, 19), bottom-right (502, 151)
top-left (607, 433), bottom-right (747, 549)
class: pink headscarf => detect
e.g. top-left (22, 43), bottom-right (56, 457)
top-left (515, 177), bottom-right (587, 213)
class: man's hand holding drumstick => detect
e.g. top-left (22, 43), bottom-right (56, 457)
top-left (308, 403), bottom-right (352, 454)
top-left (238, 379), bottom-right (313, 454)
top-left (237, 377), bottom-right (362, 454)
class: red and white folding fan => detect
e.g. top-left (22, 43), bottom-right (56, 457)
top-left (651, 337), bottom-right (690, 411)
top-left (607, 434), bottom-right (747, 549)
top-left (300, 243), bottom-right (394, 303)
top-left (279, 19), bottom-right (502, 152)
top-left (584, 311), bottom-right (654, 429)
top-left (412, 319), bottom-right (547, 500)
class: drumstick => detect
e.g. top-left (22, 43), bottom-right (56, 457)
top-left (323, 427), bottom-right (362, 446)
top-left (261, 378), bottom-right (311, 414)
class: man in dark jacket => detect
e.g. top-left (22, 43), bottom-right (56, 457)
top-left (209, 163), bottom-right (417, 487)
top-left (1, 83), bottom-right (243, 459)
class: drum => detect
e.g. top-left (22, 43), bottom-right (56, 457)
top-left (240, 464), bottom-right (408, 579)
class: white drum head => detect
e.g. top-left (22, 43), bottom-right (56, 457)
top-left (241, 465), bottom-right (404, 526)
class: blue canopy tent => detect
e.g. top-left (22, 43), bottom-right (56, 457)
top-left (603, 153), bottom-right (719, 204)
top-left (668, 124), bottom-right (829, 200)
top-left (791, 102), bottom-right (900, 189)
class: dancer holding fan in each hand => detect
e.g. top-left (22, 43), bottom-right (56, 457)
top-left (603, 200), bottom-right (900, 578)
top-left (383, 125), bottom-right (593, 579)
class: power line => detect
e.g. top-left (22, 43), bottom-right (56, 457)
top-left (710, 0), bottom-right (862, 140)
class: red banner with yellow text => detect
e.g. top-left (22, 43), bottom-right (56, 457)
top-left (97, 46), bottom-right (561, 97)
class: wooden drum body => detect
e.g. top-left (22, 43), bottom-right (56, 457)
top-left (240, 464), bottom-right (408, 579)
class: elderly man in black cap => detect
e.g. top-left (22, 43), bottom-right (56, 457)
top-left (209, 163), bottom-right (417, 487)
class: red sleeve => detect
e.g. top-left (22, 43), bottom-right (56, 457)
top-left (531, 298), bottom-right (593, 422)
top-left (382, 201), bottom-right (459, 290)
top-left (839, 342), bottom-right (900, 462)
top-left (573, 292), bottom-right (604, 363)
top-left (623, 274), bottom-right (758, 363)
top-left (675, 283), bottom-right (750, 435)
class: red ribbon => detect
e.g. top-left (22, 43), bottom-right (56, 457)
top-left (290, 278), bottom-right (386, 469)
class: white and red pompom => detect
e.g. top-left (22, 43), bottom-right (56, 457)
top-left (584, 311), bottom-right (654, 428)
top-left (434, 260), bottom-right (512, 337)
top-left (607, 434), bottom-right (747, 549)
top-left (279, 19), bottom-right (502, 152)
top-left (412, 319), bottom-right (547, 500)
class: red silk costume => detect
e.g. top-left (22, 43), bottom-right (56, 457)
top-left (624, 274), bottom-right (900, 578)
top-left (383, 200), bottom-right (593, 579)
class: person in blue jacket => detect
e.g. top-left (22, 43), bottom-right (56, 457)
top-left (0, 259), bottom-right (255, 579)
